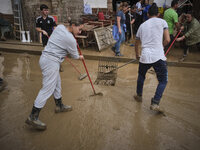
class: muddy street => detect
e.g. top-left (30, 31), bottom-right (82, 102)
top-left (0, 52), bottom-right (200, 150)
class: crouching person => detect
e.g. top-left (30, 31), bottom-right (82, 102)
top-left (134, 3), bottom-right (170, 112)
top-left (25, 19), bottom-right (84, 130)
top-left (176, 11), bottom-right (200, 61)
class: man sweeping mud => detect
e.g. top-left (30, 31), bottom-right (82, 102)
top-left (25, 19), bottom-right (84, 130)
top-left (134, 3), bottom-right (170, 112)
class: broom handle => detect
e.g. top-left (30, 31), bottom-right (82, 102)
top-left (165, 31), bottom-right (181, 56)
top-left (77, 43), bottom-right (96, 94)
top-left (109, 59), bottom-right (136, 73)
top-left (65, 57), bottom-right (81, 74)
top-left (129, 10), bottom-right (133, 40)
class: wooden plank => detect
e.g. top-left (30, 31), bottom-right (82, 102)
top-left (75, 35), bottom-right (87, 39)
top-left (88, 21), bottom-right (103, 27)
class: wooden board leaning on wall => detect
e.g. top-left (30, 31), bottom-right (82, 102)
top-left (94, 25), bottom-right (115, 51)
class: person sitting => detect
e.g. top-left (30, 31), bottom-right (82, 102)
top-left (176, 11), bottom-right (200, 61)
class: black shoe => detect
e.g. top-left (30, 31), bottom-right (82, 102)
top-left (134, 94), bottom-right (142, 102)
top-left (111, 47), bottom-right (115, 53)
top-left (179, 55), bottom-right (186, 62)
top-left (115, 53), bottom-right (123, 56)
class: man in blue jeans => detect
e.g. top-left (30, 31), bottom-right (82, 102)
top-left (134, 3), bottom-right (170, 112)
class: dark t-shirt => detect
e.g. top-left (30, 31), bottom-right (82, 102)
top-left (36, 15), bottom-right (57, 36)
top-left (125, 12), bottom-right (136, 25)
top-left (115, 11), bottom-right (126, 26)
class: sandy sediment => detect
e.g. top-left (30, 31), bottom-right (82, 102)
top-left (0, 52), bottom-right (200, 150)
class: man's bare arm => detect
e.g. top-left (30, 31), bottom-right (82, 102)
top-left (163, 29), bottom-right (170, 46)
top-left (36, 27), bottom-right (48, 37)
top-left (135, 39), bottom-right (140, 60)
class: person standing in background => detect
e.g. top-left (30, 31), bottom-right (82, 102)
top-left (112, 2), bottom-right (129, 56)
top-left (36, 4), bottom-right (65, 72)
top-left (143, 0), bottom-right (151, 21)
top-left (36, 4), bottom-right (57, 47)
top-left (125, 5), bottom-right (137, 43)
top-left (163, 0), bottom-right (179, 51)
top-left (134, 0), bottom-right (144, 34)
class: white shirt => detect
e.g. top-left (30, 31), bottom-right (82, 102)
top-left (136, 2), bottom-right (142, 15)
top-left (43, 24), bottom-right (79, 62)
top-left (136, 17), bottom-right (168, 64)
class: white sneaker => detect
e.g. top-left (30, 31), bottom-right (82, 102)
top-left (150, 104), bottom-right (160, 111)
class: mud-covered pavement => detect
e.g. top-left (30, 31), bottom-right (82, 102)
top-left (0, 52), bottom-right (200, 150)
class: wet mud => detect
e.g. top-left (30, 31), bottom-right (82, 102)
top-left (0, 52), bottom-right (200, 150)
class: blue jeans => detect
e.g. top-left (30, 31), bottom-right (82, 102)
top-left (136, 59), bottom-right (168, 105)
top-left (115, 27), bottom-right (125, 54)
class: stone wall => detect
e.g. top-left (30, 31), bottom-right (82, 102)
top-left (20, 0), bottom-right (84, 42)
top-left (51, 0), bottom-right (84, 23)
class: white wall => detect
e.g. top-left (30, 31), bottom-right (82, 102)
top-left (0, 0), bottom-right (13, 14)
top-left (84, 0), bottom-right (107, 8)
top-left (154, 0), bottom-right (172, 7)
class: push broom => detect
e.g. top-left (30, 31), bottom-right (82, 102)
top-left (77, 43), bottom-right (103, 96)
top-left (65, 57), bottom-right (87, 80)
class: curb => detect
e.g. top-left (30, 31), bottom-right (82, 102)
top-left (0, 45), bottom-right (200, 69)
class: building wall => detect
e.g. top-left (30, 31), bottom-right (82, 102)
top-left (84, 0), bottom-right (107, 8)
top-left (154, 0), bottom-right (173, 7)
top-left (21, 0), bottom-right (84, 42)
top-left (0, 0), bottom-right (13, 14)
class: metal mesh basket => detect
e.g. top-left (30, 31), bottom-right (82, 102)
top-left (94, 58), bottom-right (118, 86)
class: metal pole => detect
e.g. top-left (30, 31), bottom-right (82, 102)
top-left (129, 10), bottom-right (133, 40)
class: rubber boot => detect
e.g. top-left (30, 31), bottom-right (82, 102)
top-left (54, 98), bottom-right (72, 113)
top-left (25, 106), bottom-right (47, 130)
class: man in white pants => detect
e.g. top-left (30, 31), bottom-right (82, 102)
top-left (26, 19), bottom-right (84, 130)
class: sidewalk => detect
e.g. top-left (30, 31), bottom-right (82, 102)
top-left (0, 40), bottom-right (200, 68)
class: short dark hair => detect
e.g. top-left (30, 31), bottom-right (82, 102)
top-left (171, 0), bottom-right (178, 7)
top-left (40, 4), bottom-right (48, 11)
top-left (186, 11), bottom-right (194, 17)
top-left (148, 3), bottom-right (158, 16)
top-left (132, 4), bottom-right (137, 10)
top-left (69, 18), bottom-right (83, 26)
